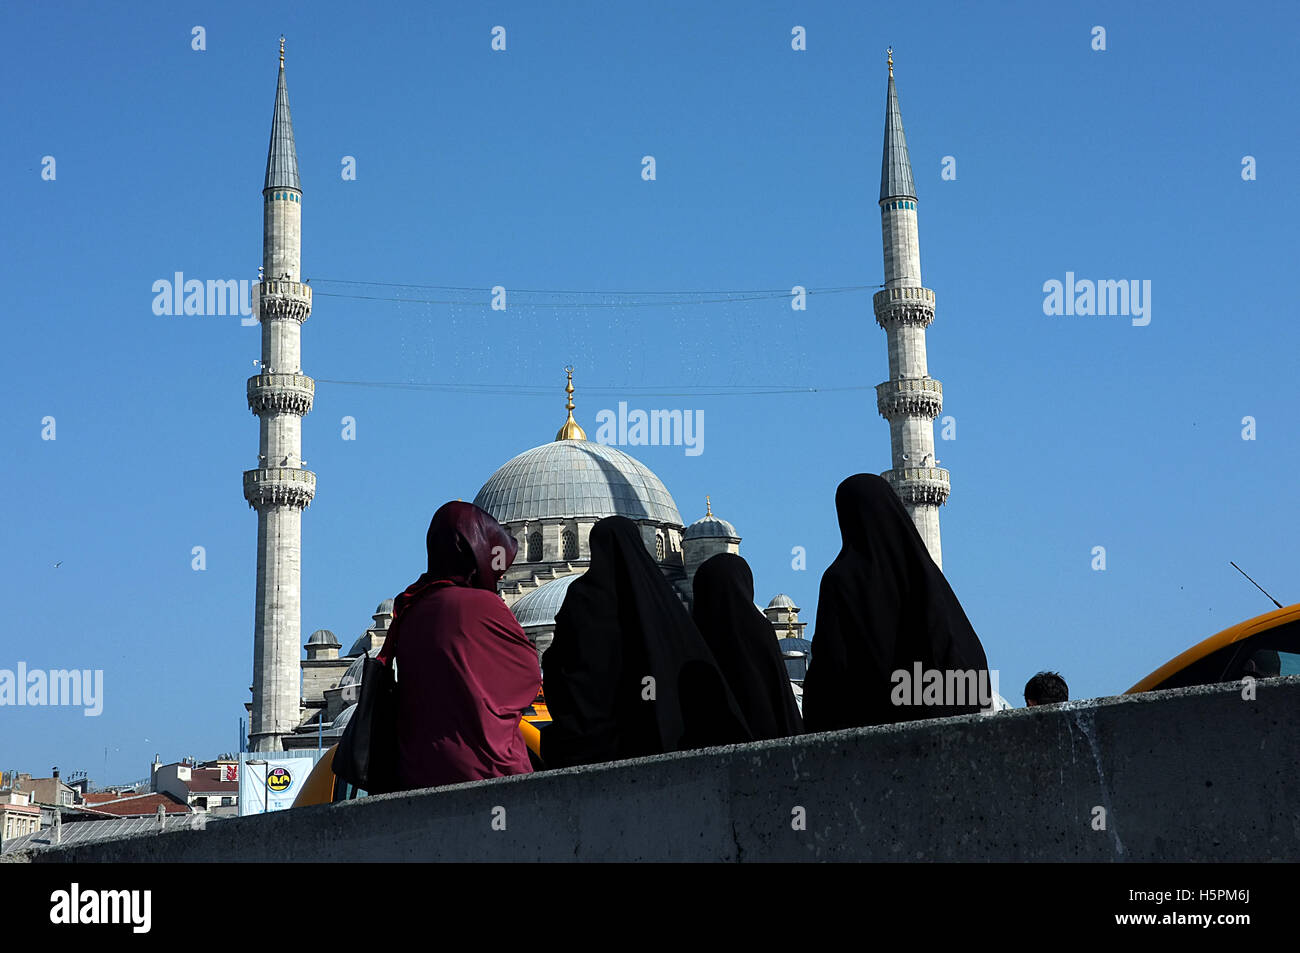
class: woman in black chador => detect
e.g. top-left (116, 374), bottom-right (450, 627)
top-left (691, 553), bottom-right (804, 740)
top-left (541, 516), bottom-right (751, 768)
top-left (801, 473), bottom-right (990, 732)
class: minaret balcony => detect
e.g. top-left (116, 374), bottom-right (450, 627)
top-left (253, 280), bottom-right (312, 324)
top-left (247, 373), bottom-right (315, 416)
top-left (876, 377), bottom-right (942, 420)
top-left (243, 467), bottom-right (317, 510)
top-left (882, 466), bottom-right (950, 506)
top-left (873, 286), bottom-right (935, 329)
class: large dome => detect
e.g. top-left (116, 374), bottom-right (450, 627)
top-left (474, 440), bottom-right (683, 526)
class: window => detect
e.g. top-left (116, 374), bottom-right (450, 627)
top-left (655, 533), bottom-right (665, 561)
top-left (221, 797), bottom-right (233, 807)
top-left (1154, 620), bottom-right (1300, 691)
top-left (528, 532), bottom-right (542, 562)
top-left (561, 529), bottom-right (577, 560)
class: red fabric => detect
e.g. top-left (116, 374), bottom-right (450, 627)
top-left (393, 583), bottom-right (540, 788)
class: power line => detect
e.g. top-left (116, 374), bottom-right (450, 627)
top-left (309, 278), bottom-right (881, 309)
top-left (312, 277), bottom-right (880, 295)
top-left (313, 378), bottom-right (876, 397)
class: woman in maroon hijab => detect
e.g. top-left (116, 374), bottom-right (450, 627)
top-left (379, 501), bottom-right (540, 790)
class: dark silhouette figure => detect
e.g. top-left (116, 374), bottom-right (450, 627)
top-left (802, 474), bottom-right (990, 731)
top-left (692, 553), bottom-right (804, 739)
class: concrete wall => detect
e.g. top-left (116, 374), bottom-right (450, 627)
top-left (13, 676), bottom-right (1300, 862)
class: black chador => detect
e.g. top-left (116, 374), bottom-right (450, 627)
top-left (802, 474), bottom-right (990, 731)
top-left (692, 553), bottom-right (804, 740)
top-left (541, 516), bottom-right (751, 767)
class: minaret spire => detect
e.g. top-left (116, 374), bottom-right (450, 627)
top-left (264, 38), bottom-right (300, 194)
top-left (555, 366), bottom-right (587, 441)
top-left (872, 52), bottom-right (949, 567)
top-left (880, 52), bottom-right (916, 205)
top-left (244, 41), bottom-right (315, 751)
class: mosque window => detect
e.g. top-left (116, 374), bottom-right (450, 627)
top-left (528, 532), bottom-right (542, 562)
top-left (561, 529), bottom-right (577, 561)
top-left (655, 532), bottom-right (665, 561)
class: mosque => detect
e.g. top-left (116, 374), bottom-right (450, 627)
top-left (244, 40), bottom-right (950, 752)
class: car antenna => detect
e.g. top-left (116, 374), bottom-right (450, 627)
top-left (1229, 561), bottom-right (1283, 609)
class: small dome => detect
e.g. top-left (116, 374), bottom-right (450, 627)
top-left (683, 495), bottom-right (738, 541)
top-left (779, 637), bottom-right (812, 681)
top-left (512, 573), bottom-right (582, 629)
top-left (374, 598), bottom-right (394, 616)
top-left (767, 594), bottom-right (798, 610)
top-left (684, 516), bottom-right (739, 540)
top-left (306, 629), bottom-right (340, 646)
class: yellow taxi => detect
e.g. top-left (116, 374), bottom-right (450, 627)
top-left (1126, 602), bottom-right (1300, 694)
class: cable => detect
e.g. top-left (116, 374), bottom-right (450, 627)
top-left (313, 378), bottom-right (875, 397)
top-left (312, 277), bottom-right (881, 295)
top-left (307, 278), bottom-right (881, 309)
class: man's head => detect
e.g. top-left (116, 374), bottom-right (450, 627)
top-left (1024, 671), bottom-right (1069, 707)
top-left (1241, 649), bottom-right (1281, 680)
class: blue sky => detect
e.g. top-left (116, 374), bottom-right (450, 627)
top-left (1, 1), bottom-right (1296, 782)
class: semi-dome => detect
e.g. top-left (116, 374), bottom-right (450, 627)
top-left (306, 628), bottom-right (339, 645)
top-left (474, 440), bottom-right (683, 526)
top-left (683, 495), bottom-right (739, 540)
top-left (340, 656), bottom-right (366, 686)
top-left (324, 703), bottom-right (357, 736)
top-left (511, 573), bottom-right (582, 628)
top-left (374, 598), bottom-right (394, 616)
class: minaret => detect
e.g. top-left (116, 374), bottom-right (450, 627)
top-left (874, 48), bottom-right (949, 568)
top-left (243, 37), bottom-right (315, 752)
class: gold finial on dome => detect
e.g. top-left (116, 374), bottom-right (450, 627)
top-left (280, 35), bottom-right (286, 68)
top-left (555, 366), bottom-right (587, 441)
top-left (705, 495), bottom-right (712, 518)
top-left (887, 47), bottom-right (893, 77)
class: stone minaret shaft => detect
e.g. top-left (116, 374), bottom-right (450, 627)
top-left (244, 39), bottom-right (315, 752)
top-left (874, 51), bottom-right (949, 568)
